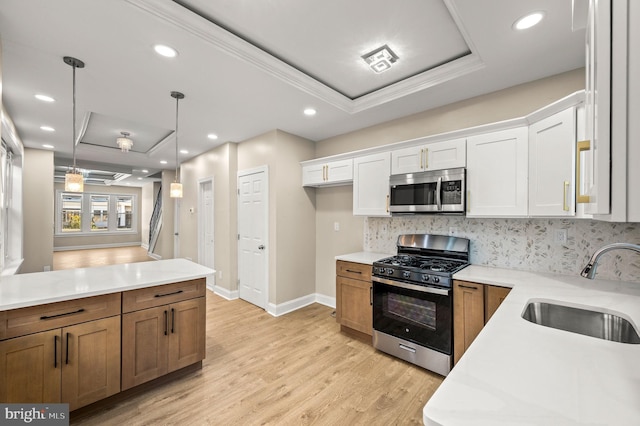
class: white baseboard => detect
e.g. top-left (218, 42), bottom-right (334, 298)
top-left (53, 242), bottom-right (143, 252)
top-left (205, 290), bottom-right (336, 316)
top-left (315, 294), bottom-right (336, 309)
top-left (141, 242), bottom-right (149, 250)
top-left (210, 285), bottom-right (239, 300)
top-left (148, 252), bottom-right (162, 260)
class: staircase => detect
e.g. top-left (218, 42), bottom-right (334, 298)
top-left (148, 185), bottom-right (162, 255)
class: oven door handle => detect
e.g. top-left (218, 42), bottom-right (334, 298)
top-left (372, 276), bottom-right (451, 296)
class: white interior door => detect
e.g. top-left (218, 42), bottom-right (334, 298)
top-left (237, 167), bottom-right (268, 309)
top-left (198, 178), bottom-right (215, 288)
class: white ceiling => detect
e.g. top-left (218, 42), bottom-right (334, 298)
top-left (0, 0), bottom-right (585, 186)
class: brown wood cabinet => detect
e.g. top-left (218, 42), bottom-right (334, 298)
top-left (336, 260), bottom-right (373, 336)
top-left (121, 279), bottom-right (206, 390)
top-left (453, 280), bottom-right (511, 364)
top-left (0, 294), bottom-right (121, 410)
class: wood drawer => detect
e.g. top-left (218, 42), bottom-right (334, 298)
top-left (336, 261), bottom-right (371, 281)
top-left (0, 293), bottom-right (121, 340)
top-left (122, 278), bottom-right (206, 313)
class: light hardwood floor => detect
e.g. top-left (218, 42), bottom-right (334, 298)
top-left (53, 246), bottom-right (153, 270)
top-left (71, 292), bottom-right (443, 425)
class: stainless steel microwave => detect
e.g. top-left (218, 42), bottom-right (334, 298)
top-left (389, 168), bottom-right (465, 214)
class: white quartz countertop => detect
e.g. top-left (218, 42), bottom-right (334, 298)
top-left (0, 258), bottom-right (215, 311)
top-left (335, 251), bottom-right (392, 265)
top-left (424, 265), bottom-right (640, 425)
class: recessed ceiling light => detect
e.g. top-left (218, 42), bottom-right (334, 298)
top-left (42, 144), bottom-right (55, 149)
top-left (513, 11), bottom-right (545, 30)
top-left (40, 126), bottom-right (55, 132)
top-left (207, 133), bottom-right (218, 140)
top-left (35, 94), bottom-right (55, 102)
top-left (180, 149), bottom-right (189, 154)
top-left (160, 160), bottom-right (168, 165)
top-left (154, 44), bottom-right (178, 58)
top-left (304, 108), bottom-right (317, 116)
top-left (137, 177), bottom-right (143, 180)
top-left (142, 169), bottom-right (149, 173)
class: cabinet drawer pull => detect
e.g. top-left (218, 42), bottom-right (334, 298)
top-left (154, 290), bottom-right (184, 298)
top-left (164, 310), bottom-right (168, 336)
top-left (66, 332), bottom-right (70, 365)
top-left (458, 284), bottom-right (479, 290)
top-left (40, 308), bottom-right (85, 320)
top-left (563, 181), bottom-right (570, 211)
top-left (399, 343), bottom-right (416, 353)
top-left (54, 335), bottom-right (58, 369)
top-left (370, 286), bottom-right (373, 306)
top-left (171, 308), bottom-right (175, 334)
top-left (345, 269), bottom-right (362, 274)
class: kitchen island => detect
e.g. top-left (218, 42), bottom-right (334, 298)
top-left (0, 259), bottom-right (214, 411)
top-left (424, 265), bottom-right (640, 425)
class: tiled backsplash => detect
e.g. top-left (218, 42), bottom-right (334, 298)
top-left (364, 216), bottom-right (640, 282)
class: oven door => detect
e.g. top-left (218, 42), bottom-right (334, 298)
top-left (372, 276), bottom-right (452, 355)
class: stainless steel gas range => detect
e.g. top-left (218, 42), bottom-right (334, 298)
top-left (372, 234), bottom-right (470, 376)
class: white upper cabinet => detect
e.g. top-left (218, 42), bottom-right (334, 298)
top-left (528, 108), bottom-right (576, 217)
top-left (391, 138), bottom-right (466, 175)
top-left (353, 152), bottom-right (391, 216)
top-left (467, 127), bottom-right (528, 217)
top-left (302, 159), bottom-right (353, 187)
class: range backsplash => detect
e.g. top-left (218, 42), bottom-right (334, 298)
top-left (364, 216), bottom-right (640, 282)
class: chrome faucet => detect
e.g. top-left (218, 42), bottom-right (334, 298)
top-left (581, 243), bottom-right (640, 279)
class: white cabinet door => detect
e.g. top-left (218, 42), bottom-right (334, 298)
top-left (426, 138), bottom-right (466, 171)
top-left (528, 108), bottom-right (576, 216)
top-left (353, 152), bottom-right (391, 216)
top-left (390, 139), bottom-right (466, 175)
top-left (302, 159), bottom-right (353, 187)
top-left (467, 127), bottom-right (528, 217)
top-left (390, 145), bottom-right (423, 175)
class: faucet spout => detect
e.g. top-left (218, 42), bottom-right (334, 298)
top-left (581, 243), bottom-right (640, 279)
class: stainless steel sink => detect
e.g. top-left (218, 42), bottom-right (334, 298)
top-left (522, 301), bottom-right (640, 344)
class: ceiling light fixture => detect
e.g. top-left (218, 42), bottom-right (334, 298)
top-left (513, 11), bottom-right (545, 30)
top-left (35, 94), bottom-right (55, 102)
top-left (303, 108), bottom-right (316, 116)
top-left (63, 56), bottom-right (85, 193)
top-left (362, 44), bottom-right (399, 74)
top-left (207, 133), bottom-right (218, 140)
top-left (40, 125), bottom-right (55, 132)
top-left (42, 144), bottom-right (55, 149)
top-left (154, 44), bottom-right (178, 58)
top-left (170, 91), bottom-right (185, 198)
top-left (116, 131), bottom-right (133, 152)
top-left (160, 160), bottom-right (167, 165)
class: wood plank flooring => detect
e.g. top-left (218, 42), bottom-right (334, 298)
top-left (71, 293), bottom-right (443, 425)
top-left (53, 246), bottom-right (153, 270)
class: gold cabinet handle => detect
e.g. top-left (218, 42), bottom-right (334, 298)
top-left (420, 149), bottom-right (424, 169)
top-left (576, 141), bottom-right (590, 203)
top-left (323, 165), bottom-right (327, 181)
top-left (425, 148), bottom-right (429, 169)
top-left (563, 181), bottom-right (570, 211)
top-left (386, 194), bottom-right (390, 213)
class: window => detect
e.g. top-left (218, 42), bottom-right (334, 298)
top-left (56, 191), bottom-right (137, 235)
top-left (62, 194), bottom-right (82, 232)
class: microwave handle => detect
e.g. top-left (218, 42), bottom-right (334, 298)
top-left (436, 177), bottom-right (442, 210)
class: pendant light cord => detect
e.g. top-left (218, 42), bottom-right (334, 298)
top-left (175, 95), bottom-right (179, 183)
top-left (72, 62), bottom-right (77, 172)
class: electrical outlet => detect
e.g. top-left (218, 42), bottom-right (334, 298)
top-left (554, 229), bottom-right (568, 244)
top-left (218, 270), bottom-right (223, 280)
top-left (334, 222), bottom-right (340, 231)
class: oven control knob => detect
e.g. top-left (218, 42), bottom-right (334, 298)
top-left (402, 271), bottom-right (411, 279)
top-left (422, 274), bottom-right (430, 282)
top-left (386, 268), bottom-right (394, 275)
top-left (432, 276), bottom-right (440, 283)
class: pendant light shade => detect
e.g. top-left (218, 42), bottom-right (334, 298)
top-left (63, 56), bottom-right (85, 192)
top-left (170, 91), bottom-right (184, 199)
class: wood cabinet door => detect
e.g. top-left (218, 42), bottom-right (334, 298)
top-left (168, 297), bottom-right (206, 372)
top-left (453, 281), bottom-right (485, 364)
top-left (0, 329), bottom-right (61, 403)
top-left (337, 276), bottom-right (372, 336)
top-left (122, 306), bottom-right (169, 390)
top-left (485, 286), bottom-right (511, 323)
top-left (61, 316), bottom-right (121, 411)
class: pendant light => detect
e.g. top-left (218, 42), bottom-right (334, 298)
top-left (63, 56), bottom-right (85, 192)
top-left (170, 91), bottom-right (184, 198)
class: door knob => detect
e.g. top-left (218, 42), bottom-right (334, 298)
top-left (258, 245), bottom-right (265, 250)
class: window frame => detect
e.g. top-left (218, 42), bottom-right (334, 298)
top-left (55, 190), bottom-right (138, 236)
